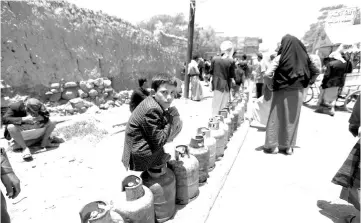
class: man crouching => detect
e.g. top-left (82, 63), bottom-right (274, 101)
top-left (122, 73), bottom-right (183, 172)
top-left (2, 98), bottom-right (56, 161)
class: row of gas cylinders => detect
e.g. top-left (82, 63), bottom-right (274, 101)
top-left (80, 93), bottom-right (249, 223)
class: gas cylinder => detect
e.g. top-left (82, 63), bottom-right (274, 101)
top-left (235, 100), bottom-right (243, 127)
top-left (213, 115), bottom-right (229, 148)
top-left (224, 105), bottom-right (235, 135)
top-left (140, 164), bottom-right (176, 223)
top-left (197, 127), bottom-right (217, 171)
top-left (219, 110), bottom-right (233, 140)
top-left (80, 201), bottom-right (125, 223)
top-left (208, 118), bottom-right (226, 160)
top-left (113, 175), bottom-right (154, 223)
top-left (230, 101), bottom-right (239, 132)
top-left (188, 135), bottom-right (209, 184)
top-left (167, 145), bottom-right (199, 205)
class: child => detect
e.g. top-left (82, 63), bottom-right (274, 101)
top-left (122, 73), bottom-right (182, 171)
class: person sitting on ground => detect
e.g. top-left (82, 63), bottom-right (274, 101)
top-left (122, 73), bottom-right (183, 172)
top-left (129, 77), bottom-right (150, 112)
top-left (2, 98), bottom-right (57, 161)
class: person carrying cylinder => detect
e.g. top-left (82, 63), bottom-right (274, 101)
top-left (122, 73), bottom-right (183, 172)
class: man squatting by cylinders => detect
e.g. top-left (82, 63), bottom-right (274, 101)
top-left (122, 73), bottom-right (183, 172)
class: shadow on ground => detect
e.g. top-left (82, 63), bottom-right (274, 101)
top-left (317, 200), bottom-right (358, 222)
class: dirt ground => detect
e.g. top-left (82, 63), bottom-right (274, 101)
top-left (2, 83), bottom-right (218, 223)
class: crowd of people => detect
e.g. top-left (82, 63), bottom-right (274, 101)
top-left (1, 34), bottom-right (359, 223)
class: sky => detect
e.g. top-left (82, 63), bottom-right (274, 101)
top-left (67, 0), bottom-right (361, 50)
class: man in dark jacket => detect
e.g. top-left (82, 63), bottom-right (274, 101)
top-left (129, 78), bottom-right (150, 112)
top-left (2, 98), bottom-right (56, 161)
top-left (315, 52), bottom-right (353, 116)
top-left (122, 73), bottom-right (182, 171)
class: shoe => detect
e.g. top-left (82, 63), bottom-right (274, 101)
top-left (285, 147), bottom-right (294, 155)
top-left (22, 147), bottom-right (33, 161)
top-left (264, 147), bottom-right (279, 154)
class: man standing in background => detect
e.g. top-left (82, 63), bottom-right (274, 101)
top-left (210, 41), bottom-right (236, 116)
top-left (253, 53), bottom-right (268, 98)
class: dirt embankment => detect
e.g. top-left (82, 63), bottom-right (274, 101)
top-left (1, 0), bottom-right (181, 97)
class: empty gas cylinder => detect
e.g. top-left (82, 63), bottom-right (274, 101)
top-left (167, 145), bottom-right (199, 205)
top-left (197, 127), bottom-right (216, 171)
top-left (113, 175), bottom-right (155, 223)
top-left (219, 110), bottom-right (233, 140)
top-left (235, 101), bottom-right (243, 127)
top-left (230, 101), bottom-right (239, 132)
top-left (188, 135), bottom-right (209, 184)
top-left (80, 201), bottom-right (125, 223)
top-left (141, 164), bottom-right (176, 223)
top-left (208, 118), bottom-right (226, 160)
top-left (214, 115), bottom-right (229, 144)
top-left (225, 105), bottom-right (236, 135)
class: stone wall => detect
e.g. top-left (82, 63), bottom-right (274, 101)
top-left (1, 0), bottom-right (181, 98)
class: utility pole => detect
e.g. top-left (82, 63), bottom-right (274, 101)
top-left (184, 0), bottom-right (196, 99)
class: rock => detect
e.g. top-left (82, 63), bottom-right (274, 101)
top-left (96, 88), bottom-right (103, 94)
top-left (49, 93), bottom-right (62, 102)
top-left (86, 106), bottom-right (100, 114)
top-left (104, 87), bottom-right (113, 93)
top-left (79, 81), bottom-right (88, 92)
top-left (69, 98), bottom-right (86, 109)
top-left (106, 100), bottom-right (115, 106)
top-left (100, 103), bottom-right (109, 110)
top-left (114, 101), bottom-right (122, 107)
top-left (98, 84), bottom-right (105, 89)
top-left (64, 82), bottom-right (78, 88)
top-left (93, 78), bottom-right (104, 86)
top-left (51, 88), bottom-right (59, 94)
top-left (62, 88), bottom-right (78, 100)
top-left (88, 89), bottom-right (98, 97)
top-left (51, 83), bottom-right (60, 89)
top-left (78, 89), bottom-right (88, 98)
top-left (103, 79), bottom-right (112, 87)
top-left (86, 82), bottom-right (94, 90)
top-left (88, 79), bottom-right (95, 84)
top-left (45, 91), bottom-right (53, 95)
top-left (112, 92), bottom-right (120, 99)
top-left (124, 99), bottom-right (130, 104)
top-left (79, 107), bottom-right (87, 113)
top-left (95, 96), bottom-right (106, 106)
top-left (103, 92), bottom-right (108, 97)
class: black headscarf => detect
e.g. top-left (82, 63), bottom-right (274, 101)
top-left (273, 34), bottom-right (310, 90)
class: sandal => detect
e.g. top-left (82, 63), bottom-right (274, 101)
top-left (22, 148), bottom-right (33, 161)
top-left (336, 215), bottom-right (356, 223)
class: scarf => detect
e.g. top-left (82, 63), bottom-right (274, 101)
top-left (273, 34), bottom-right (310, 90)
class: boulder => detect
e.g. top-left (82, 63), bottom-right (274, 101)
top-left (79, 81), bottom-right (88, 92)
top-left (62, 88), bottom-right (78, 100)
top-left (64, 81), bottom-right (78, 88)
top-left (78, 89), bottom-right (88, 98)
top-left (114, 101), bottom-right (122, 107)
top-left (69, 98), bottom-right (86, 109)
top-left (51, 83), bottom-right (60, 89)
top-left (103, 79), bottom-right (112, 87)
top-left (49, 92), bottom-right (62, 102)
top-left (79, 107), bottom-right (87, 113)
top-left (104, 87), bottom-right (113, 93)
top-left (51, 88), bottom-right (59, 94)
top-left (93, 78), bottom-right (104, 86)
top-left (88, 89), bottom-right (98, 97)
top-left (45, 91), bottom-right (53, 96)
top-left (88, 79), bottom-right (95, 84)
top-left (112, 92), bottom-right (120, 99)
top-left (86, 82), bottom-right (94, 90)
top-left (105, 100), bottom-right (115, 106)
top-left (98, 84), bottom-right (105, 89)
top-left (103, 92), bottom-right (108, 97)
top-left (124, 99), bottom-right (130, 104)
